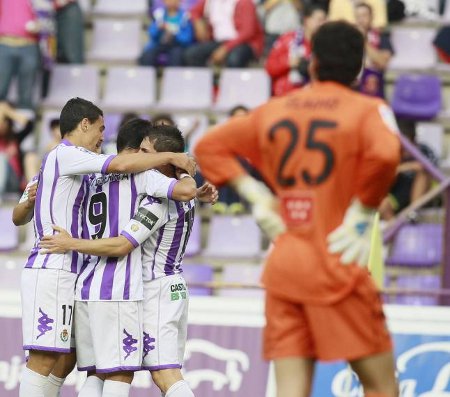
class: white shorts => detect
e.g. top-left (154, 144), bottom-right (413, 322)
top-left (21, 268), bottom-right (76, 353)
top-left (142, 274), bottom-right (189, 371)
top-left (75, 300), bottom-right (143, 373)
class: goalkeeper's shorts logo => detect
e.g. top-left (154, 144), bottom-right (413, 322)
top-left (280, 191), bottom-right (314, 228)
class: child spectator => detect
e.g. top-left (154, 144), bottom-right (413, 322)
top-left (139, 0), bottom-right (194, 67)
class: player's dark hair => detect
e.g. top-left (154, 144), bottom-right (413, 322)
top-left (146, 124), bottom-right (185, 153)
top-left (151, 113), bottom-right (175, 126)
top-left (119, 112), bottom-right (139, 130)
top-left (116, 118), bottom-right (153, 152)
top-left (355, 2), bottom-right (373, 15)
top-left (49, 118), bottom-right (60, 130)
top-left (312, 21), bottom-right (364, 86)
top-left (59, 97), bottom-right (103, 137)
top-left (228, 105), bottom-right (249, 117)
top-left (303, 4), bottom-right (327, 19)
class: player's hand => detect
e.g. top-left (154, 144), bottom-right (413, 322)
top-left (39, 225), bottom-right (73, 254)
top-left (170, 153), bottom-right (196, 177)
top-left (25, 182), bottom-right (38, 209)
top-left (197, 182), bottom-right (218, 204)
top-left (327, 200), bottom-right (376, 267)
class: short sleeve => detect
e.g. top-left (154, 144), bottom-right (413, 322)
top-left (120, 198), bottom-right (168, 247)
top-left (19, 175), bottom-right (39, 204)
top-left (134, 169), bottom-right (178, 199)
top-left (57, 145), bottom-right (115, 176)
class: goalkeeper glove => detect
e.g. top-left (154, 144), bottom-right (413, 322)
top-left (232, 175), bottom-right (286, 240)
top-left (327, 199), bottom-right (376, 267)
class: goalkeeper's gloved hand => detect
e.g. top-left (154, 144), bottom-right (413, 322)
top-left (232, 175), bottom-right (286, 240)
top-left (327, 199), bottom-right (376, 267)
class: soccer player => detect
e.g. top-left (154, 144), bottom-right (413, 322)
top-left (41, 124), bottom-right (217, 397)
top-left (19, 97), bottom-right (196, 397)
top-left (195, 21), bottom-right (400, 397)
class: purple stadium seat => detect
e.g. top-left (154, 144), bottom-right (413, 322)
top-left (93, 0), bottom-right (148, 17)
top-left (0, 208), bottom-right (19, 251)
top-left (185, 216), bottom-right (202, 257)
top-left (42, 64), bottom-right (99, 108)
top-left (214, 69), bottom-right (270, 112)
top-left (173, 114), bottom-right (209, 154)
top-left (388, 27), bottom-right (437, 70)
top-left (386, 223), bottom-right (442, 267)
top-left (391, 74), bottom-right (442, 120)
top-left (100, 67), bottom-right (156, 112)
top-left (87, 19), bottom-right (142, 63)
top-left (392, 275), bottom-right (441, 306)
top-left (218, 263), bottom-right (264, 298)
top-left (0, 256), bottom-right (26, 291)
top-left (182, 263), bottom-right (214, 296)
top-left (103, 113), bottom-right (123, 143)
top-left (156, 68), bottom-right (213, 111)
top-left (203, 215), bottom-right (262, 259)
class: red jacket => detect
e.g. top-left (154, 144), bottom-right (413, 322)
top-left (265, 30), bottom-right (311, 96)
top-left (190, 0), bottom-right (264, 57)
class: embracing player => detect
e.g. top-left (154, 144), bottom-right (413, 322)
top-left (41, 124), bottom-right (217, 397)
top-left (18, 98), bottom-right (195, 397)
top-left (195, 21), bottom-right (400, 397)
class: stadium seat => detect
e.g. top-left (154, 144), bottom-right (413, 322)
top-left (93, 0), bottom-right (148, 17)
top-left (100, 67), bottom-right (156, 112)
top-left (42, 64), bottom-right (99, 108)
top-left (391, 274), bottom-right (441, 306)
top-left (217, 263), bottom-right (264, 298)
top-left (103, 113), bottom-right (123, 143)
top-left (38, 110), bottom-right (61, 155)
top-left (182, 263), bottom-right (214, 296)
top-left (0, 255), bottom-right (26, 291)
top-left (87, 19), bottom-right (142, 63)
top-left (391, 74), bottom-right (442, 120)
top-left (0, 208), bottom-right (19, 251)
top-left (78, 0), bottom-right (91, 14)
top-left (173, 114), bottom-right (209, 154)
top-left (203, 215), bottom-right (262, 259)
top-left (214, 69), bottom-right (271, 112)
top-left (156, 68), bottom-right (213, 112)
top-left (416, 122), bottom-right (444, 159)
top-left (388, 27), bottom-right (437, 70)
top-left (185, 216), bottom-right (202, 257)
top-left (386, 223), bottom-right (442, 267)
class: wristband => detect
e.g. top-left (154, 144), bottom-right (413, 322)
top-left (179, 173), bottom-right (191, 179)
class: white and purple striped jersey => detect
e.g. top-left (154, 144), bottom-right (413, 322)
top-left (75, 170), bottom-right (178, 301)
top-left (121, 196), bottom-right (196, 281)
top-left (25, 140), bottom-right (115, 273)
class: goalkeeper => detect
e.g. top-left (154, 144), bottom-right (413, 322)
top-left (195, 21), bottom-right (400, 397)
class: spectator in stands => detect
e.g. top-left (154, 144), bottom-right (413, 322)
top-left (257, 0), bottom-right (301, 54)
top-left (139, 0), bottom-right (194, 67)
top-left (0, 0), bottom-right (41, 109)
top-left (45, 118), bottom-right (61, 153)
top-left (328, 0), bottom-right (387, 28)
top-left (184, 0), bottom-right (264, 68)
top-left (0, 102), bottom-right (34, 195)
top-left (265, 5), bottom-right (326, 96)
top-left (379, 118), bottom-right (438, 220)
top-left (54, 0), bottom-right (85, 64)
top-left (355, 2), bottom-right (393, 98)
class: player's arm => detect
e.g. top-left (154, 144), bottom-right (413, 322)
top-left (171, 171), bottom-right (198, 201)
top-left (40, 226), bottom-right (134, 257)
top-left (12, 179), bottom-right (38, 226)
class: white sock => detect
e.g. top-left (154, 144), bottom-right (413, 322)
top-left (102, 380), bottom-right (131, 397)
top-left (20, 367), bottom-right (48, 397)
top-left (165, 380), bottom-right (195, 397)
top-left (78, 375), bottom-right (104, 397)
top-left (45, 374), bottom-right (65, 397)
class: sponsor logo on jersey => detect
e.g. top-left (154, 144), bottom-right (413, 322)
top-left (131, 223), bottom-right (139, 232)
top-left (142, 332), bottom-right (156, 359)
top-left (123, 329), bottom-right (138, 360)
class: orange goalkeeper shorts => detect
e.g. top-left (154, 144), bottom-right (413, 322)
top-left (263, 272), bottom-right (392, 362)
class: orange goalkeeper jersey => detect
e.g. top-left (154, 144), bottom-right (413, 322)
top-left (195, 81), bottom-right (400, 304)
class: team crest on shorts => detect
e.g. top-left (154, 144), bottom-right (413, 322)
top-left (60, 329), bottom-right (69, 342)
top-left (131, 224), bottom-right (139, 232)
